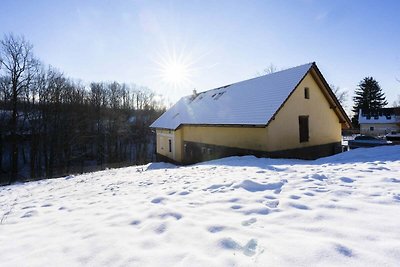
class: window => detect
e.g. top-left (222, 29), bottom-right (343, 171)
top-left (168, 139), bottom-right (172, 152)
top-left (299, 116), bottom-right (309, 143)
top-left (304, 87), bottom-right (310, 99)
top-left (213, 91), bottom-right (226, 100)
top-left (370, 126), bottom-right (374, 131)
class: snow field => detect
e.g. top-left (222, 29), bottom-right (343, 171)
top-left (1, 146), bottom-right (400, 266)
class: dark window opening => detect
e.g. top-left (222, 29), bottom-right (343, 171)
top-left (299, 116), bottom-right (309, 143)
top-left (304, 87), bottom-right (310, 99)
top-left (370, 126), bottom-right (374, 131)
top-left (168, 139), bottom-right (172, 152)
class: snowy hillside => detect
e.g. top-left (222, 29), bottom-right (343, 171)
top-left (1, 146), bottom-right (400, 266)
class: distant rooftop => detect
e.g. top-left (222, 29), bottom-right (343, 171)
top-left (359, 107), bottom-right (400, 124)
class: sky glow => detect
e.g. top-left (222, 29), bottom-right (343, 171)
top-left (1, 0), bottom-right (399, 111)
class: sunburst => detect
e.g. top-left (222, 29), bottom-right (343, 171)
top-left (154, 46), bottom-right (196, 89)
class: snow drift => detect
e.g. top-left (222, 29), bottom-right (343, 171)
top-left (1, 146), bottom-right (400, 266)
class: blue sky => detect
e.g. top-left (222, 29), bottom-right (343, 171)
top-left (1, 0), bottom-right (399, 112)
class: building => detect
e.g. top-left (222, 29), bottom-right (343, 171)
top-left (358, 108), bottom-right (400, 136)
top-left (150, 62), bottom-right (351, 164)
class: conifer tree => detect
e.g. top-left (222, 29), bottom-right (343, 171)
top-left (352, 77), bottom-right (388, 126)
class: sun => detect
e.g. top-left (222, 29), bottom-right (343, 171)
top-left (161, 60), bottom-right (188, 85)
top-left (154, 46), bottom-right (195, 89)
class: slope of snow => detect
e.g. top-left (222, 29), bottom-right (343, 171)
top-left (1, 146), bottom-right (400, 266)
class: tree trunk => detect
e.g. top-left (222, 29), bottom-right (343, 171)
top-left (10, 89), bottom-right (18, 183)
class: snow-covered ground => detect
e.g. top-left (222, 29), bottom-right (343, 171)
top-left (1, 146), bottom-right (400, 266)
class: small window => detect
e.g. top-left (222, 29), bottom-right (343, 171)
top-left (366, 116), bottom-right (371, 120)
top-left (370, 126), bottom-right (374, 131)
top-left (299, 116), bottom-right (309, 143)
top-left (201, 147), bottom-right (206, 154)
top-left (168, 139), bottom-right (172, 152)
top-left (213, 91), bottom-right (226, 100)
top-left (304, 87), bottom-right (310, 99)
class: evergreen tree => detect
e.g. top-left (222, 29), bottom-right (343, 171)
top-left (352, 77), bottom-right (388, 126)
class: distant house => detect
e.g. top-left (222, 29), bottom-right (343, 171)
top-left (150, 62), bottom-right (351, 164)
top-left (358, 108), bottom-right (400, 136)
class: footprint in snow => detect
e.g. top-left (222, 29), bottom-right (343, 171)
top-left (207, 225), bottom-right (225, 233)
top-left (243, 207), bottom-right (270, 215)
top-left (264, 200), bottom-right (279, 208)
top-left (21, 210), bottom-right (38, 218)
top-left (289, 195), bottom-right (301, 200)
top-left (178, 191), bottom-right (190, 196)
top-left (310, 173), bottom-right (328, 181)
top-left (218, 238), bottom-right (258, 257)
top-left (219, 237), bottom-right (241, 250)
top-left (382, 178), bottom-right (400, 183)
top-left (241, 217), bottom-right (257, 226)
top-left (21, 205), bottom-right (36, 210)
top-left (335, 244), bottom-right (354, 257)
top-left (154, 223), bottom-right (167, 234)
top-left (130, 220), bottom-right (141, 225)
top-left (204, 183), bottom-right (233, 192)
top-left (159, 212), bottom-right (182, 220)
top-left (151, 197), bottom-right (165, 204)
top-left (289, 202), bottom-right (310, 210)
top-left (243, 239), bottom-right (258, 256)
top-left (340, 177), bottom-right (354, 183)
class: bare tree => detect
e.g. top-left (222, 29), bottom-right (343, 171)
top-left (0, 34), bottom-right (39, 183)
top-left (255, 63), bottom-right (278, 77)
top-left (393, 95), bottom-right (400, 107)
top-left (263, 63), bottom-right (277, 74)
top-left (330, 84), bottom-right (348, 107)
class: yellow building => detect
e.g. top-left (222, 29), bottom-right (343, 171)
top-left (151, 62), bottom-right (351, 164)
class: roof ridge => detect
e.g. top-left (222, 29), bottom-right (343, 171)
top-left (191, 62), bottom-right (314, 96)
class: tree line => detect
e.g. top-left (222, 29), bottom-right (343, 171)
top-left (0, 34), bottom-right (165, 185)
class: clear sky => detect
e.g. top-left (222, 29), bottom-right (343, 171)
top-left (1, 0), bottom-right (399, 112)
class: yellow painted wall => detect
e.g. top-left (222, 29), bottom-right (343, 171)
top-left (182, 126), bottom-right (268, 151)
top-left (265, 72), bottom-right (341, 151)
top-left (156, 129), bottom-right (183, 162)
top-left (174, 129), bottom-right (183, 162)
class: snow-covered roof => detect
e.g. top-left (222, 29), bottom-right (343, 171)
top-left (359, 115), bottom-right (398, 124)
top-left (359, 108), bottom-right (400, 124)
top-left (151, 63), bottom-right (314, 130)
